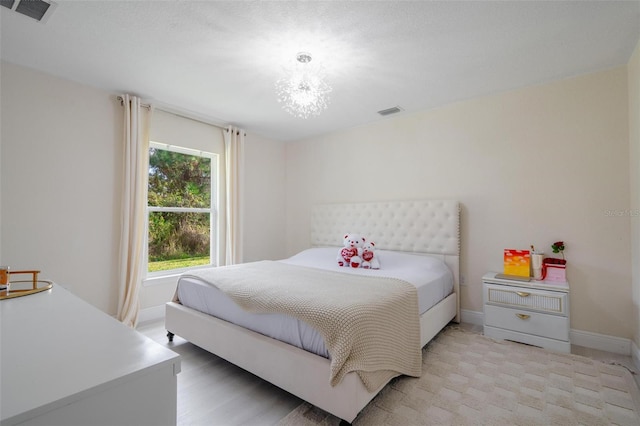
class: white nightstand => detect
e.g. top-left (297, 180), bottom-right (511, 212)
top-left (482, 272), bottom-right (570, 353)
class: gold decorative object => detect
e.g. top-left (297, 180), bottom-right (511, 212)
top-left (0, 270), bottom-right (52, 300)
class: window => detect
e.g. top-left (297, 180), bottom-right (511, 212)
top-left (147, 142), bottom-right (218, 275)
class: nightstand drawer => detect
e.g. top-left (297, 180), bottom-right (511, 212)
top-left (484, 305), bottom-right (569, 341)
top-left (484, 283), bottom-right (568, 316)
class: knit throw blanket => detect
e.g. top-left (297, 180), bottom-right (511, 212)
top-left (182, 261), bottom-right (422, 391)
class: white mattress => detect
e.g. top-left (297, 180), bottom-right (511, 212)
top-left (176, 247), bottom-right (454, 358)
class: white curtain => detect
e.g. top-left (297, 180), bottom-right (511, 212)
top-left (223, 126), bottom-right (245, 265)
top-left (117, 94), bottom-right (151, 327)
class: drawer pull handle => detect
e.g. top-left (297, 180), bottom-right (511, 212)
top-left (516, 291), bottom-right (531, 297)
top-left (516, 313), bottom-right (530, 320)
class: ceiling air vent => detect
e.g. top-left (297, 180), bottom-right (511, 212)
top-left (1, 0), bottom-right (57, 23)
top-left (377, 106), bottom-right (404, 116)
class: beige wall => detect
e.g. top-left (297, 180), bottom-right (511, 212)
top-left (286, 66), bottom-right (632, 339)
top-left (1, 61), bottom-right (122, 313)
top-left (629, 39), bottom-right (640, 349)
top-left (0, 61), bottom-right (287, 316)
top-left (243, 133), bottom-right (287, 262)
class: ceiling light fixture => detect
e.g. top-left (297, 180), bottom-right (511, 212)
top-left (275, 52), bottom-right (332, 119)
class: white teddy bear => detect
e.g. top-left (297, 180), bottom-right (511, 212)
top-left (361, 241), bottom-right (380, 270)
top-left (337, 233), bottom-right (365, 268)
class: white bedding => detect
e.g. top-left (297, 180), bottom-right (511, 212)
top-left (176, 247), bottom-right (453, 358)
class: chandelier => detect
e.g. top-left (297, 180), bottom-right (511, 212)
top-left (275, 52), bottom-right (332, 119)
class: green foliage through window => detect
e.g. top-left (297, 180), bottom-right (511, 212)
top-left (148, 145), bottom-right (214, 273)
top-left (148, 148), bottom-right (211, 208)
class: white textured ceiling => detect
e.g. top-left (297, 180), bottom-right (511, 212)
top-left (1, 1), bottom-right (639, 142)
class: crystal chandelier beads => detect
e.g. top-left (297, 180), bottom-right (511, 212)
top-left (275, 52), bottom-right (332, 119)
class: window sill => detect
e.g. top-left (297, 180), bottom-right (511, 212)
top-left (143, 264), bottom-right (215, 287)
top-left (142, 273), bottom-right (181, 287)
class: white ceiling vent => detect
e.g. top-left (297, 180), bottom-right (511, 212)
top-left (377, 106), bottom-right (404, 116)
top-left (1, 0), bottom-right (57, 23)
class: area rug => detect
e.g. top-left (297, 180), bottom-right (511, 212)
top-left (278, 326), bottom-right (640, 425)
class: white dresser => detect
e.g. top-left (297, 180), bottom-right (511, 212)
top-left (482, 272), bottom-right (570, 353)
top-left (1, 284), bottom-right (181, 426)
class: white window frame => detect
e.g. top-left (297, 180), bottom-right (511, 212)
top-left (145, 141), bottom-right (218, 280)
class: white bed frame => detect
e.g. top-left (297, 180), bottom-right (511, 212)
top-left (165, 200), bottom-right (460, 423)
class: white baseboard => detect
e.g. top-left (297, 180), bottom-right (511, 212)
top-left (631, 339), bottom-right (640, 372)
top-left (461, 310), bottom-right (633, 356)
top-left (138, 305), bottom-right (165, 326)
top-left (460, 309), bottom-right (484, 326)
top-left (570, 329), bottom-right (631, 355)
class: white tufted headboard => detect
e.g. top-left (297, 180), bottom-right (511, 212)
top-left (311, 199), bottom-right (460, 321)
top-left (311, 200), bottom-right (459, 255)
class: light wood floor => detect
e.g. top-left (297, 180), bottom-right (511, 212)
top-left (137, 320), bottom-right (302, 426)
top-left (137, 320), bottom-right (639, 426)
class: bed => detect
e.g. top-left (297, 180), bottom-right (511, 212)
top-left (165, 199), bottom-right (460, 423)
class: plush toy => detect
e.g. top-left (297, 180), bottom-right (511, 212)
top-left (337, 233), bottom-right (365, 267)
top-left (361, 241), bottom-right (380, 269)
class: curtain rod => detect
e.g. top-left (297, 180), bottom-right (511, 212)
top-left (116, 95), bottom-right (243, 134)
top-left (116, 95), bottom-right (151, 110)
